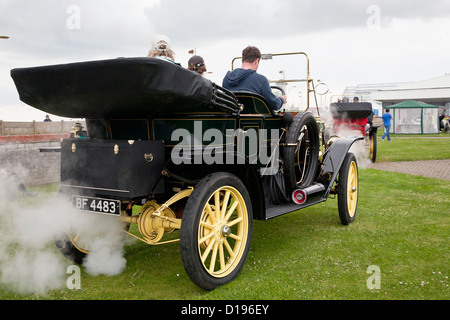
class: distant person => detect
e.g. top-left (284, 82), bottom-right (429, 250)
top-left (443, 114), bottom-right (450, 133)
top-left (69, 122), bottom-right (87, 139)
top-left (381, 108), bottom-right (393, 142)
top-left (439, 113), bottom-right (446, 131)
top-left (222, 46), bottom-right (287, 111)
top-left (353, 97), bottom-right (359, 103)
top-left (188, 55), bottom-right (207, 76)
top-left (147, 34), bottom-right (179, 65)
top-left (342, 97), bottom-right (350, 103)
top-left (44, 114), bottom-right (52, 122)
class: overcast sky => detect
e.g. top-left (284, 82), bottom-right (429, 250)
top-left (1, 0), bottom-right (449, 121)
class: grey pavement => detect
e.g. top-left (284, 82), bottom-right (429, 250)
top-left (368, 159), bottom-right (450, 181)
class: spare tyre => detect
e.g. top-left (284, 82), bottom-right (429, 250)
top-left (283, 112), bottom-right (320, 192)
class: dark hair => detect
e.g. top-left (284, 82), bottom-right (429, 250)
top-left (386, 108), bottom-right (390, 112)
top-left (242, 46), bottom-right (261, 63)
top-left (188, 56), bottom-right (207, 75)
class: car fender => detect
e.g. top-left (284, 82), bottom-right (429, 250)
top-left (321, 136), bottom-right (363, 197)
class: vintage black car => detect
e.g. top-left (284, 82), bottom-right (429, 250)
top-left (11, 52), bottom-right (362, 290)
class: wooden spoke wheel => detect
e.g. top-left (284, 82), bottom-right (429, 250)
top-left (55, 232), bottom-right (90, 265)
top-left (54, 213), bottom-right (130, 265)
top-left (337, 153), bottom-right (359, 225)
top-left (370, 132), bottom-right (377, 163)
top-left (180, 172), bottom-right (253, 290)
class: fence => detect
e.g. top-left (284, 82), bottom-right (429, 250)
top-left (0, 120), bottom-right (84, 136)
top-left (0, 120), bottom-right (85, 187)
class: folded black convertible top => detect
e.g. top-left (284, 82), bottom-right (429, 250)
top-left (11, 57), bottom-right (239, 118)
top-left (330, 102), bottom-right (373, 119)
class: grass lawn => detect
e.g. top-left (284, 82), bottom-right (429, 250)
top-left (0, 167), bottom-right (448, 300)
top-left (0, 134), bottom-right (448, 301)
top-left (376, 135), bottom-right (450, 162)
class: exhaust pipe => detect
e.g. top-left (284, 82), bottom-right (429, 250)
top-left (292, 183), bottom-right (326, 205)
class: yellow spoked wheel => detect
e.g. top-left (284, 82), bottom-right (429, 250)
top-left (55, 232), bottom-right (90, 265)
top-left (198, 186), bottom-right (248, 277)
top-left (70, 232), bottom-right (91, 254)
top-left (180, 172), bottom-right (253, 291)
top-left (337, 153), bottom-right (359, 225)
top-left (54, 213), bottom-right (129, 265)
top-left (370, 132), bottom-right (377, 163)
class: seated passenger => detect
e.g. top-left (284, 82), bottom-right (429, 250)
top-left (147, 34), bottom-right (180, 65)
top-left (222, 46), bottom-right (286, 111)
top-left (188, 55), bottom-right (207, 76)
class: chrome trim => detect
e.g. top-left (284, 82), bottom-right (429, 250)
top-left (60, 184), bottom-right (130, 193)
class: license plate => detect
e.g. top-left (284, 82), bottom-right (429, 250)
top-left (72, 196), bottom-right (121, 216)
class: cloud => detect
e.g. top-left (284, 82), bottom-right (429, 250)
top-left (0, 0), bottom-right (160, 64)
top-left (2, 0), bottom-right (450, 60)
top-left (0, 0), bottom-right (155, 111)
top-left (143, 0), bottom-right (450, 47)
top-left (1, 0), bottom-right (449, 120)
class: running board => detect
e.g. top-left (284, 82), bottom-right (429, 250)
top-left (264, 198), bottom-right (326, 220)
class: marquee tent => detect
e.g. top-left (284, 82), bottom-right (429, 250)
top-left (386, 100), bottom-right (439, 134)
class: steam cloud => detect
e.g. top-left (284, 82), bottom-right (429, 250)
top-left (321, 109), bottom-right (373, 169)
top-left (0, 169), bottom-right (128, 295)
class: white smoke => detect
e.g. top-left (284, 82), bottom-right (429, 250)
top-left (0, 170), bottom-right (128, 294)
top-left (80, 214), bottom-right (127, 277)
top-left (350, 138), bottom-right (372, 169)
top-left (322, 110), bottom-right (373, 169)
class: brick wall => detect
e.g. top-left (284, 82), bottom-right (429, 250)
top-left (0, 137), bottom-right (64, 187)
top-left (0, 121), bottom-right (86, 187)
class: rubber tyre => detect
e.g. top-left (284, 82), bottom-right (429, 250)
top-left (337, 153), bottom-right (359, 225)
top-left (180, 172), bottom-right (253, 290)
top-left (283, 112), bottom-right (320, 192)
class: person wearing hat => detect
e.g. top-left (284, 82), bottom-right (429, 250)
top-left (188, 55), bottom-right (207, 76)
top-left (147, 34), bottom-right (177, 64)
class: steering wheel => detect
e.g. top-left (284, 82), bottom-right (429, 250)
top-left (271, 86), bottom-right (287, 111)
top-left (270, 85), bottom-right (286, 96)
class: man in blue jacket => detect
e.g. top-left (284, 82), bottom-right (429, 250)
top-left (381, 108), bottom-right (393, 141)
top-left (222, 46), bottom-right (287, 111)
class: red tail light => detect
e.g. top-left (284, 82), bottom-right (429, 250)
top-left (292, 189), bottom-right (307, 204)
